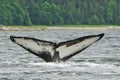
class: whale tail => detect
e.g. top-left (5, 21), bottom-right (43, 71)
top-left (10, 33), bottom-right (104, 62)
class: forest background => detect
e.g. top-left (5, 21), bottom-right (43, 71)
top-left (0, 0), bottom-right (120, 27)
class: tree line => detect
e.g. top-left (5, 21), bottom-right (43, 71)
top-left (0, 0), bottom-right (120, 26)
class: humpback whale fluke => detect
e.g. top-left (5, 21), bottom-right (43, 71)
top-left (10, 33), bottom-right (104, 62)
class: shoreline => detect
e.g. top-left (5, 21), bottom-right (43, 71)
top-left (0, 26), bottom-right (120, 31)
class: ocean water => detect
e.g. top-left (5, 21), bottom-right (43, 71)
top-left (0, 29), bottom-right (120, 80)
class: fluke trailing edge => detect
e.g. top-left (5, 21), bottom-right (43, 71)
top-left (10, 33), bottom-right (104, 62)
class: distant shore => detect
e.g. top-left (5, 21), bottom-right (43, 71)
top-left (0, 25), bottom-right (120, 31)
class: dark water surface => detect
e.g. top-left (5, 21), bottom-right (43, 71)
top-left (0, 29), bottom-right (120, 80)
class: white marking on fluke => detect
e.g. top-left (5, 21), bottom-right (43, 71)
top-left (10, 33), bottom-right (104, 62)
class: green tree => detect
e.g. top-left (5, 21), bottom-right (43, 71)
top-left (0, 1), bottom-right (13, 25)
top-left (89, 15), bottom-right (100, 24)
top-left (10, 1), bottom-right (25, 25)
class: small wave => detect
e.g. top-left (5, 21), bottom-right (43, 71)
top-left (80, 62), bottom-right (120, 69)
top-left (0, 78), bottom-right (12, 80)
top-left (101, 71), bottom-right (119, 75)
top-left (1, 60), bottom-right (120, 69)
top-left (28, 61), bottom-right (120, 68)
top-left (29, 62), bottom-right (70, 67)
top-left (1, 60), bottom-right (21, 65)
